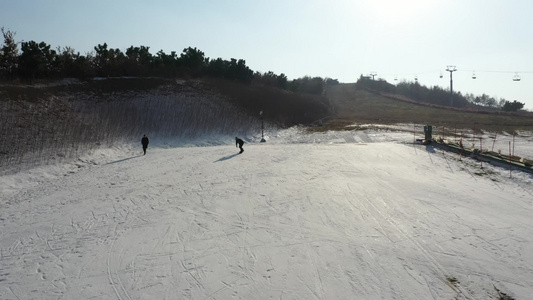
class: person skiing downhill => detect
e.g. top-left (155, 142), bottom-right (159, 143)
top-left (235, 137), bottom-right (244, 153)
top-left (141, 134), bottom-right (149, 155)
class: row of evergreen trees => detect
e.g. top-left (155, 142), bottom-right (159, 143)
top-left (0, 27), bottom-right (338, 95)
top-left (0, 26), bottom-right (255, 83)
top-left (0, 27), bottom-right (523, 110)
top-left (356, 75), bottom-right (525, 111)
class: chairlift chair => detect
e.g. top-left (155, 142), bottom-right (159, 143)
top-left (513, 73), bottom-right (521, 81)
top-left (472, 72), bottom-right (476, 79)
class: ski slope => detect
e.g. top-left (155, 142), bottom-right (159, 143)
top-left (1, 128), bottom-right (532, 299)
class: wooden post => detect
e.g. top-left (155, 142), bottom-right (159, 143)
top-left (509, 141), bottom-right (512, 178)
top-left (512, 133), bottom-right (515, 157)
top-left (480, 137), bottom-right (483, 169)
top-left (454, 123), bottom-right (457, 143)
top-left (460, 133), bottom-right (463, 161)
top-left (413, 123), bottom-right (416, 144)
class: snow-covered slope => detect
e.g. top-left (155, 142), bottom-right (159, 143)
top-left (1, 128), bottom-right (532, 299)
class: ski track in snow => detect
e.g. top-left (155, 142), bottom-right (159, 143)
top-left (1, 127), bottom-right (533, 299)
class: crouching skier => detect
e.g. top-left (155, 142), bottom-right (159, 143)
top-left (235, 137), bottom-right (244, 154)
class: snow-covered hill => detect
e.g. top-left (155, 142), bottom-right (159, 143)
top-left (1, 127), bottom-right (532, 299)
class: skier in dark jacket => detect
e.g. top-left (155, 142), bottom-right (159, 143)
top-left (235, 137), bottom-right (244, 153)
top-left (141, 134), bottom-right (149, 155)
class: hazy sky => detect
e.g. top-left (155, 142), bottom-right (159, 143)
top-left (2, 0), bottom-right (533, 109)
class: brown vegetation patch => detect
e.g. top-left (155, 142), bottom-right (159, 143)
top-left (319, 83), bottom-right (533, 133)
top-left (205, 78), bottom-right (330, 127)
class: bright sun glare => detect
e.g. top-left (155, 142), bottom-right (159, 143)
top-left (367, 0), bottom-right (430, 21)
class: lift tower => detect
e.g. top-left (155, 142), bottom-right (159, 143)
top-left (446, 66), bottom-right (457, 107)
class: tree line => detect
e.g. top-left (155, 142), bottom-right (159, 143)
top-left (0, 27), bottom-right (338, 96)
top-left (2, 27), bottom-right (521, 111)
top-left (356, 75), bottom-right (525, 112)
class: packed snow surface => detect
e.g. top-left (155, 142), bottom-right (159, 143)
top-left (1, 127), bottom-right (532, 299)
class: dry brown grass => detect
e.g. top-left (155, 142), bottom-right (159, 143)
top-left (0, 78), bottom-right (276, 172)
top-left (320, 83), bottom-right (533, 133)
top-left (205, 78), bottom-right (330, 127)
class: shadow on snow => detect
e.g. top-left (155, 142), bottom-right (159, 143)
top-left (105, 155), bottom-right (144, 165)
top-left (214, 153), bottom-right (241, 162)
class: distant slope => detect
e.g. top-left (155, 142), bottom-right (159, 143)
top-left (0, 77), bottom-right (330, 172)
top-left (324, 83), bottom-right (533, 132)
top-left (2, 78), bottom-right (531, 172)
